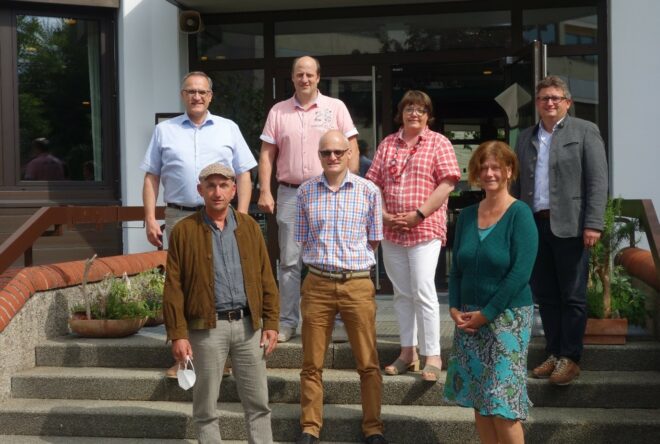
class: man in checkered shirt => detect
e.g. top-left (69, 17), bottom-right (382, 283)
top-left (293, 130), bottom-right (387, 444)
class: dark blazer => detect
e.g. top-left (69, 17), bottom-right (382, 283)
top-left (511, 115), bottom-right (608, 238)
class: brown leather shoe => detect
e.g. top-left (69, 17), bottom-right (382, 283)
top-left (549, 357), bottom-right (580, 385)
top-left (532, 355), bottom-right (557, 379)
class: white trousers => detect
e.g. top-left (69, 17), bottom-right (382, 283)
top-left (381, 238), bottom-right (442, 356)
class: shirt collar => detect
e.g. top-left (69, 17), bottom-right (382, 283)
top-left (182, 111), bottom-right (214, 128)
top-left (395, 126), bottom-right (430, 143)
top-left (202, 207), bottom-right (236, 232)
top-left (293, 91), bottom-right (322, 110)
top-left (538, 115), bottom-right (567, 134)
top-left (320, 170), bottom-right (354, 191)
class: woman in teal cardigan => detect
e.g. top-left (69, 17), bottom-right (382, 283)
top-left (444, 141), bottom-right (538, 444)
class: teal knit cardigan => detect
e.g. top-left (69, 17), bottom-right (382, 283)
top-left (448, 200), bottom-right (539, 321)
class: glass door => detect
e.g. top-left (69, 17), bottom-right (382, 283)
top-left (500, 40), bottom-right (547, 147)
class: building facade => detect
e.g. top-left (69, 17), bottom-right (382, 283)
top-left (0, 0), bottom-right (657, 268)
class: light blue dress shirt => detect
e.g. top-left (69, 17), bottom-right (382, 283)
top-left (533, 117), bottom-right (565, 212)
top-left (140, 112), bottom-right (257, 207)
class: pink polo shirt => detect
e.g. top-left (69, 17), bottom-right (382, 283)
top-left (260, 92), bottom-right (358, 184)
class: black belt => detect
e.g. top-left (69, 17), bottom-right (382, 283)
top-left (534, 209), bottom-right (550, 219)
top-left (278, 181), bottom-right (300, 188)
top-left (167, 203), bottom-right (203, 212)
top-left (217, 307), bottom-right (250, 321)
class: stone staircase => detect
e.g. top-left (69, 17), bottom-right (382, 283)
top-left (1, 302), bottom-right (660, 443)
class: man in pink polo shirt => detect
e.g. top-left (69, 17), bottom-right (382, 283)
top-left (258, 55), bottom-right (359, 343)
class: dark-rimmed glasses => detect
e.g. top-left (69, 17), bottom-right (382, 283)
top-left (319, 149), bottom-right (349, 158)
top-left (537, 96), bottom-right (567, 104)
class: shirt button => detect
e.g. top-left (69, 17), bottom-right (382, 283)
top-left (528, 192), bottom-right (533, 196)
top-left (530, 173), bottom-right (534, 178)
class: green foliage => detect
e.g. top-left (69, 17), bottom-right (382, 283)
top-left (610, 266), bottom-right (648, 327)
top-left (74, 273), bottom-right (153, 320)
top-left (134, 267), bottom-right (165, 312)
top-left (588, 197), bottom-right (646, 325)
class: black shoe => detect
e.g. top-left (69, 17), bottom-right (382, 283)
top-left (365, 434), bottom-right (388, 444)
top-left (296, 432), bottom-right (320, 444)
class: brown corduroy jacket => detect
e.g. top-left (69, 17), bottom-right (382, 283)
top-left (163, 208), bottom-right (279, 340)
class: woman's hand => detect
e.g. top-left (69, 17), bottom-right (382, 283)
top-left (395, 211), bottom-right (423, 229)
top-left (451, 309), bottom-right (488, 335)
top-left (383, 211), bottom-right (410, 232)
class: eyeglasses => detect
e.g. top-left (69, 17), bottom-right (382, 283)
top-left (183, 89), bottom-right (211, 97)
top-left (537, 95), bottom-right (567, 104)
top-left (403, 107), bottom-right (427, 115)
top-left (319, 149), bottom-right (349, 159)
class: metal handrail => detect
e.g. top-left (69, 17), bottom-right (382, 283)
top-left (620, 199), bottom-right (660, 285)
top-left (0, 205), bottom-right (165, 276)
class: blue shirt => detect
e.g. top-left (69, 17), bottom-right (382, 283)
top-left (295, 172), bottom-right (382, 271)
top-left (533, 117), bottom-right (565, 212)
top-left (202, 209), bottom-right (247, 311)
top-left (140, 112), bottom-right (257, 207)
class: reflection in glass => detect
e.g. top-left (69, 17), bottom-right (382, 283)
top-left (547, 55), bottom-right (599, 126)
top-left (523, 7), bottom-right (597, 45)
top-left (208, 70), bottom-right (265, 159)
top-left (18, 15), bottom-right (102, 181)
top-left (197, 23), bottom-right (263, 61)
top-left (275, 12), bottom-right (510, 57)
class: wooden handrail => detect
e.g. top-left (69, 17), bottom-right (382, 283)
top-left (0, 205), bottom-right (165, 276)
top-left (620, 199), bottom-right (660, 286)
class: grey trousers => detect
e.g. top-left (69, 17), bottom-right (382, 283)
top-left (189, 316), bottom-right (273, 444)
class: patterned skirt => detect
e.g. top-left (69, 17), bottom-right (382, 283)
top-left (443, 305), bottom-right (533, 420)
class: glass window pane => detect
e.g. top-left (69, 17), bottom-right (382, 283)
top-left (523, 7), bottom-right (597, 45)
top-left (207, 70), bottom-right (265, 159)
top-left (547, 55), bottom-right (599, 126)
top-left (275, 11), bottom-right (510, 57)
top-left (18, 15), bottom-right (103, 181)
top-left (197, 23), bottom-right (263, 61)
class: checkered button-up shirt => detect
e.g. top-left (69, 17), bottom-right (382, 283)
top-left (366, 127), bottom-right (460, 246)
top-left (295, 172), bottom-right (382, 272)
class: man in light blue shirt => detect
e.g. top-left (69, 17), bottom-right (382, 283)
top-left (141, 71), bottom-right (257, 248)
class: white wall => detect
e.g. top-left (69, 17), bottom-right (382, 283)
top-left (609, 0), bottom-right (660, 218)
top-left (118, 0), bottom-right (188, 253)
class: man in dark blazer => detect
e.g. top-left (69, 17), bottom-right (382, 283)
top-left (511, 75), bottom-right (608, 385)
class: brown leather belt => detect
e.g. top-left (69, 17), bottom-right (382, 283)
top-left (278, 181), bottom-right (300, 188)
top-left (534, 209), bottom-right (550, 219)
top-left (308, 265), bottom-right (371, 281)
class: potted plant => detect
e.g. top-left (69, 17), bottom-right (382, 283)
top-left (585, 198), bottom-right (647, 344)
top-left (138, 266), bottom-right (165, 326)
top-left (69, 255), bottom-right (153, 338)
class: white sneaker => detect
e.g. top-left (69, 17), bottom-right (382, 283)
top-left (277, 326), bottom-right (296, 343)
top-left (332, 323), bottom-right (349, 343)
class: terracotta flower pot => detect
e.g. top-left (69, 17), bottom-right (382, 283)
top-left (145, 309), bottom-right (164, 327)
top-left (584, 318), bottom-right (628, 345)
top-left (68, 317), bottom-right (147, 338)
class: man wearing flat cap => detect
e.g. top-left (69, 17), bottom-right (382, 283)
top-left (163, 162), bottom-right (280, 444)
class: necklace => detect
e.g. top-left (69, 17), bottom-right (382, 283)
top-left (388, 138), bottom-right (420, 182)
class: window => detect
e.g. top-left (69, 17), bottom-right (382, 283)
top-left (275, 11), bottom-right (511, 57)
top-left (196, 23), bottom-right (264, 61)
top-left (523, 7), bottom-right (597, 46)
top-left (17, 15), bottom-right (103, 182)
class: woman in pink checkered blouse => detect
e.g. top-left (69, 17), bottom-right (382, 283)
top-left (365, 90), bottom-right (460, 382)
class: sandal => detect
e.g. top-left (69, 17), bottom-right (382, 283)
top-left (384, 358), bottom-right (420, 376)
top-left (421, 364), bottom-right (442, 382)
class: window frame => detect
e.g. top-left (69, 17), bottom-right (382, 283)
top-left (0, 3), bottom-right (118, 201)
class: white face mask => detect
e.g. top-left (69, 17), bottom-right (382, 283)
top-left (176, 357), bottom-right (196, 390)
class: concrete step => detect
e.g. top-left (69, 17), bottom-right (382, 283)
top-left (12, 367), bottom-right (660, 409)
top-left (36, 329), bottom-right (660, 372)
top-left (0, 399), bottom-right (659, 443)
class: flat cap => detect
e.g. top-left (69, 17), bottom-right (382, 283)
top-left (198, 162), bottom-right (235, 182)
